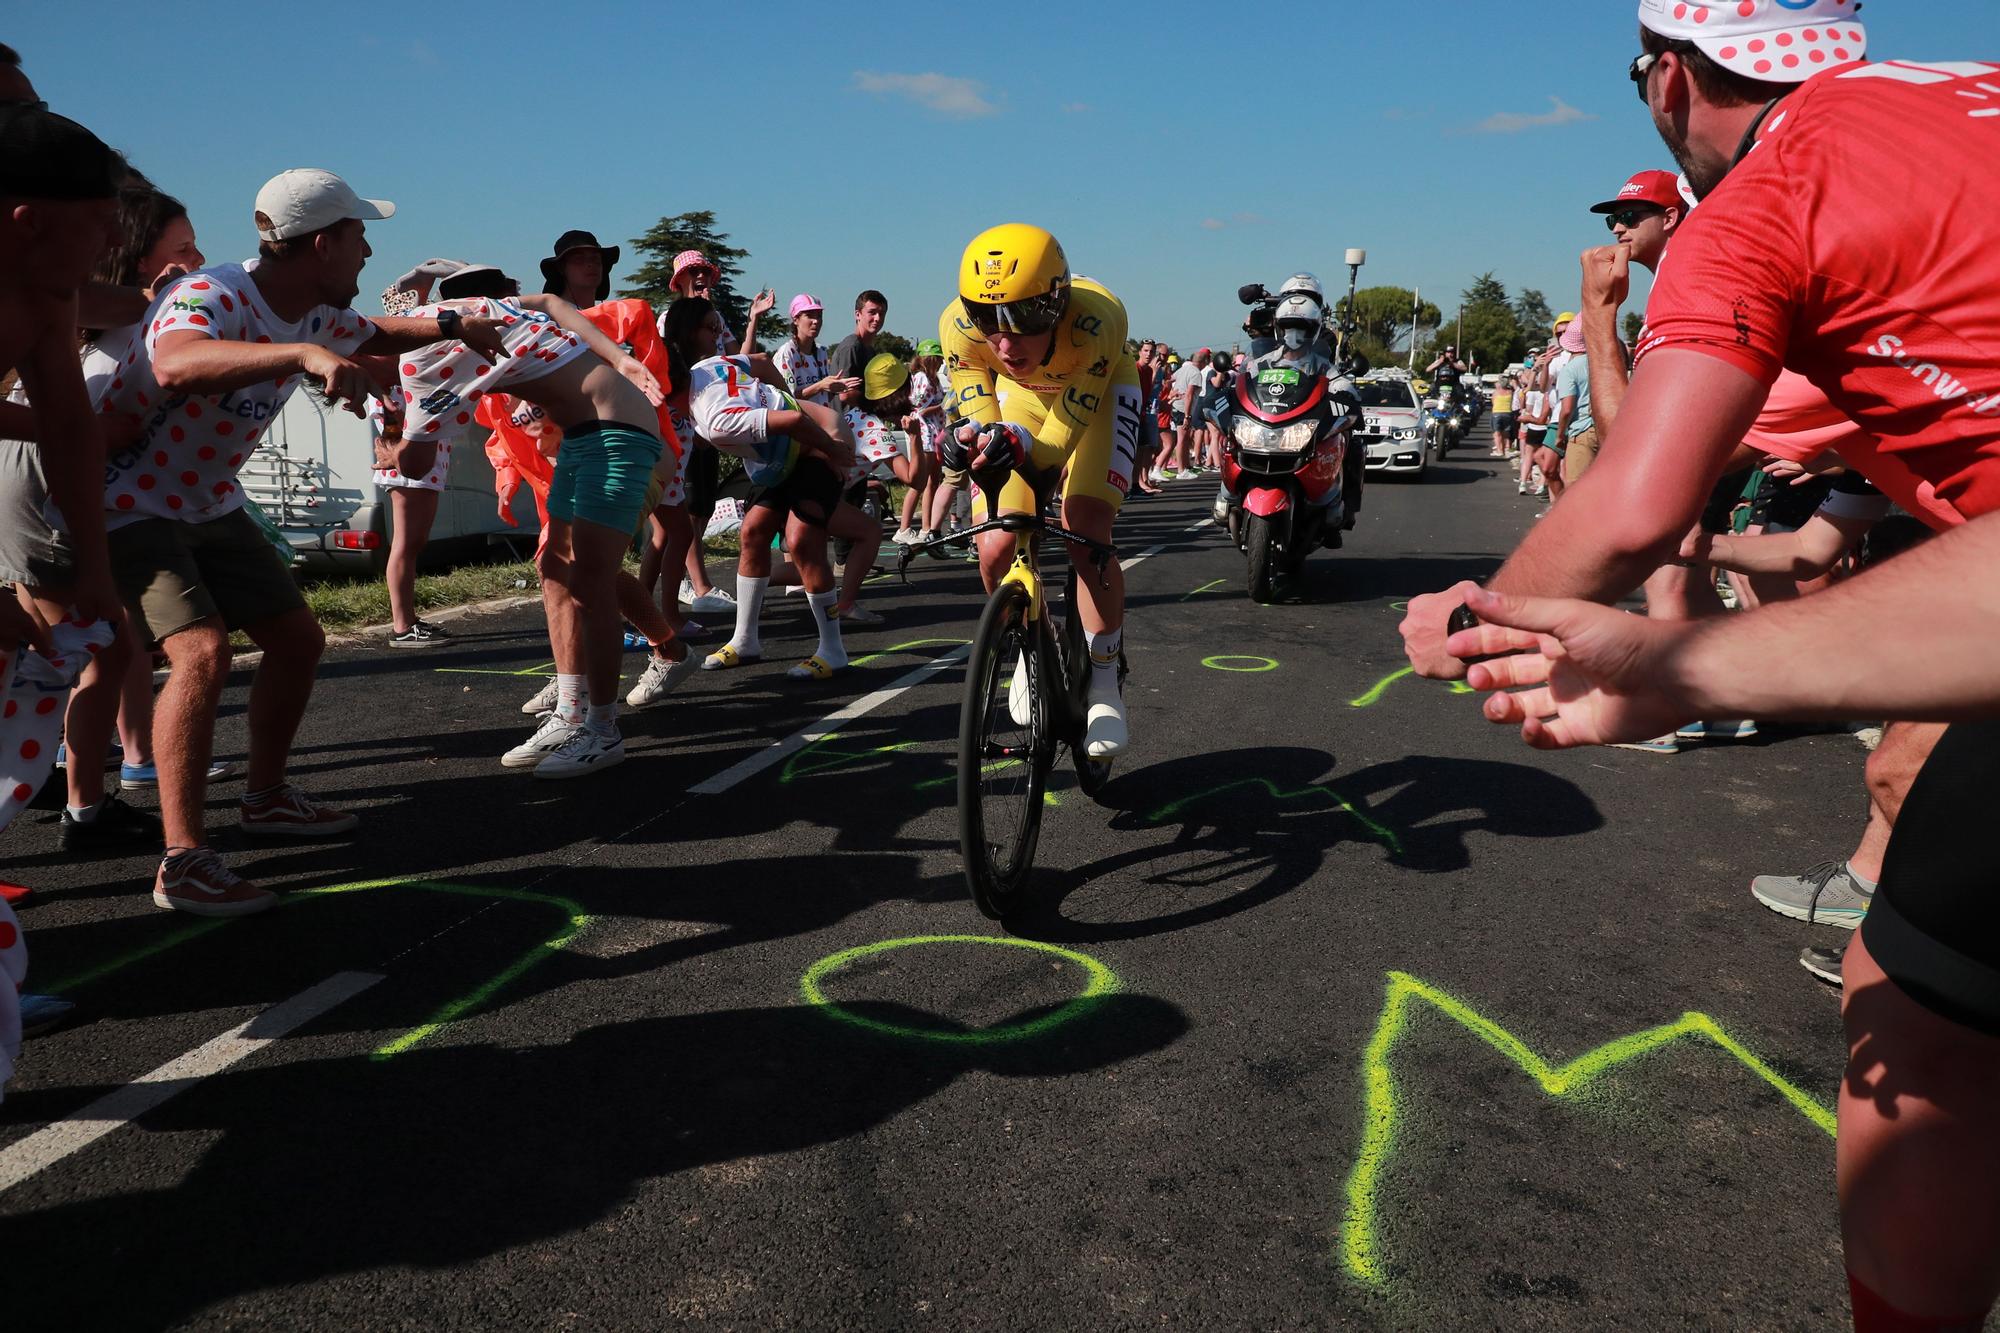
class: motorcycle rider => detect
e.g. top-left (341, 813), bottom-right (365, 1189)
top-left (1238, 292), bottom-right (1364, 531)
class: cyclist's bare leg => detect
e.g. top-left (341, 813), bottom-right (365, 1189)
top-left (1062, 495), bottom-right (1122, 634)
top-left (1839, 929), bottom-right (2000, 1325)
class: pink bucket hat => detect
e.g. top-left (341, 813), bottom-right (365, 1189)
top-left (1637, 0), bottom-right (1867, 81)
top-left (670, 250), bottom-right (720, 289)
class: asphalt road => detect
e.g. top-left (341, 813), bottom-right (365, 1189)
top-left (0, 434), bottom-right (1870, 1330)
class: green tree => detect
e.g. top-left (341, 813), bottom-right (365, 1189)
top-left (1337, 286), bottom-right (1441, 358)
top-left (1445, 272), bottom-right (1526, 370)
top-left (1623, 311), bottom-right (1646, 344)
top-left (873, 330), bottom-right (917, 362)
top-left (622, 210), bottom-right (785, 344)
top-left (1512, 289), bottom-right (1555, 338)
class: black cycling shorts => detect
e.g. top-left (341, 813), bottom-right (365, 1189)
top-left (686, 441), bottom-right (720, 519)
top-left (1861, 719), bottom-right (2000, 1037)
top-left (747, 454), bottom-right (843, 530)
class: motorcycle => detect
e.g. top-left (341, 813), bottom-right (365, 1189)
top-left (1217, 361), bottom-right (1351, 603)
top-left (1425, 393), bottom-right (1460, 459)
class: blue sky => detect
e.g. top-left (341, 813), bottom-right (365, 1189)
top-left (14, 1), bottom-right (1982, 352)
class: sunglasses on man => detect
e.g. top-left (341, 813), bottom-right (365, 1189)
top-left (1629, 52), bottom-right (1658, 104)
top-left (1605, 205), bottom-right (1664, 231)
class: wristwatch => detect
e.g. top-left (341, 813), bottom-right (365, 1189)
top-left (437, 308), bottom-right (463, 341)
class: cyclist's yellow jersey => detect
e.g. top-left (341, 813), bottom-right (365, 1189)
top-left (939, 277), bottom-right (1143, 513)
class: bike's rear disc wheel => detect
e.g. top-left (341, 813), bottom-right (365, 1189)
top-left (959, 583), bottom-right (1049, 920)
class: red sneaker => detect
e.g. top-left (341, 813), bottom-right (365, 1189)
top-left (152, 848), bottom-right (275, 917)
top-left (239, 784), bottom-right (358, 838)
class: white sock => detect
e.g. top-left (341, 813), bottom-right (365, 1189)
top-left (1845, 861), bottom-right (1879, 893)
top-left (66, 798), bottom-right (104, 823)
top-left (555, 673), bottom-right (586, 724)
top-left (807, 589), bottom-right (848, 669)
top-left (1084, 628), bottom-right (1122, 697)
top-left (730, 574), bottom-right (768, 655)
top-left (586, 701), bottom-right (619, 735)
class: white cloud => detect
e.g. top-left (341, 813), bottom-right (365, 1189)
top-left (851, 71), bottom-right (999, 118)
top-left (1062, 102), bottom-right (1091, 114)
top-left (1231, 211), bottom-right (1266, 226)
top-left (1472, 97), bottom-right (1597, 134)
top-left (1200, 218), bottom-right (1228, 231)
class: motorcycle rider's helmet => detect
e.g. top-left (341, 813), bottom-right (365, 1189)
top-left (957, 222), bottom-right (1071, 337)
top-left (1278, 272), bottom-right (1325, 305)
top-left (1274, 293), bottom-right (1323, 352)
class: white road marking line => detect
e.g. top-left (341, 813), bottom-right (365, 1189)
top-left (1121, 542), bottom-right (1169, 570)
top-left (689, 647), bottom-right (973, 796)
top-left (0, 971), bottom-right (383, 1194)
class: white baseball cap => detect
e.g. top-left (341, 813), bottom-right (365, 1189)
top-left (1638, 0), bottom-right (1867, 82)
top-left (253, 168), bottom-right (395, 242)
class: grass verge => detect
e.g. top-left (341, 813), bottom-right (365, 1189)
top-left (296, 532), bottom-right (747, 633)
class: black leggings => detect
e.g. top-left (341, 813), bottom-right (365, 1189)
top-left (1862, 719), bottom-right (2000, 1036)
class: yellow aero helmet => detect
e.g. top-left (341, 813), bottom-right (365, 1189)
top-left (863, 351), bottom-right (909, 401)
top-left (958, 222), bottom-right (1071, 336)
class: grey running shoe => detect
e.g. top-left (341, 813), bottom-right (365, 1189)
top-left (1752, 860), bottom-right (1872, 930)
top-left (1799, 944), bottom-right (1845, 986)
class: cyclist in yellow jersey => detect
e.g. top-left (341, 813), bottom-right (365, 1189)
top-left (937, 223), bottom-right (1144, 757)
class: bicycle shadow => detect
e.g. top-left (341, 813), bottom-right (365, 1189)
top-left (1002, 746), bottom-right (1600, 944)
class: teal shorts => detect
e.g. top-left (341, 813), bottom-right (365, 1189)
top-left (548, 420), bottom-right (663, 534)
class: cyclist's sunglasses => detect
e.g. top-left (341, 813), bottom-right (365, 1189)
top-left (1629, 52), bottom-right (1659, 104)
top-left (1605, 205), bottom-right (1664, 231)
top-left (960, 289), bottom-right (1067, 338)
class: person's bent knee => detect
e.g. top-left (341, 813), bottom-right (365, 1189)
top-left (162, 620), bottom-right (232, 681)
top-left (250, 608), bottom-right (326, 664)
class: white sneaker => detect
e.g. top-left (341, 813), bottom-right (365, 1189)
top-left (502, 714), bottom-right (582, 768)
top-left (1084, 685), bottom-right (1128, 758)
top-left (1009, 653), bottom-right (1032, 726)
top-left (520, 677), bottom-right (560, 715)
top-left (890, 528), bottom-right (920, 546)
top-left (690, 588), bottom-right (737, 614)
top-left (677, 579), bottom-right (697, 608)
top-left (534, 726), bottom-right (626, 779)
top-left (626, 650), bottom-right (701, 709)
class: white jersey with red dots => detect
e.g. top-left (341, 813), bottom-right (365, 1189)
top-left (392, 298), bottom-right (590, 447)
top-left (91, 263), bottom-right (376, 528)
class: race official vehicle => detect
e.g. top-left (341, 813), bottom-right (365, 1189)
top-left (1354, 374), bottom-right (1427, 478)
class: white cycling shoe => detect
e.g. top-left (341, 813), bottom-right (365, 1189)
top-left (1009, 653), bottom-right (1033, 727)
top-left (1083, 685), bottom-right (1128, 758)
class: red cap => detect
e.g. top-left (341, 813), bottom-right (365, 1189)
top-left (1588, 170), bottom-right (1682, 214)
top-left (1197, 347), bottom-right (1211, 357)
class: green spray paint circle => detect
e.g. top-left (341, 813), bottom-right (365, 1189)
top-left (800, 934), bottom-right (1119, 1044)
top-left (1201, 655), bottom-right (1279, 673)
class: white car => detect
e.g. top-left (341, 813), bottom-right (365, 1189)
top-left (1355, 377), bottom-right (1428, 478)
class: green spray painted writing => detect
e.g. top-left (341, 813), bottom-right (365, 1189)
top-left (1339, 971), bottom-right (1836, 1287)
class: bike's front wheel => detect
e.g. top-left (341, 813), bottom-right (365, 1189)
top-left (959, 582), bottom-right (1049, 920)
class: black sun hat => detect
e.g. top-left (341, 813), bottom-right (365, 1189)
top-left (539, 229), bottom-right (619, 300)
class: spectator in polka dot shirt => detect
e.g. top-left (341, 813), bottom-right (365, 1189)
top-left (84, 169), bottom-right (517, 916)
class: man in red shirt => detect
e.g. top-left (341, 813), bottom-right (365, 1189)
top-left (1402, 2), bottom-right (2000, 1323)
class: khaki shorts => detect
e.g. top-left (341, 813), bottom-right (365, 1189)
top-left (1562, 426), bottom-right (1601, 485)
top-left (108, 506), bottom-right (305, 645)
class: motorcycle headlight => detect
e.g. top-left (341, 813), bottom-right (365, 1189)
top-left (1230, 415), bottom-right (1278, 450)
top-left (1279, 421), bottom-right (1319, 451)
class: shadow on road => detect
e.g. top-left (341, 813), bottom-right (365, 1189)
top-left (0, 992), bottom-right (1189, 1329)
top-left (1003, 745), bottom-right (1601, 944)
